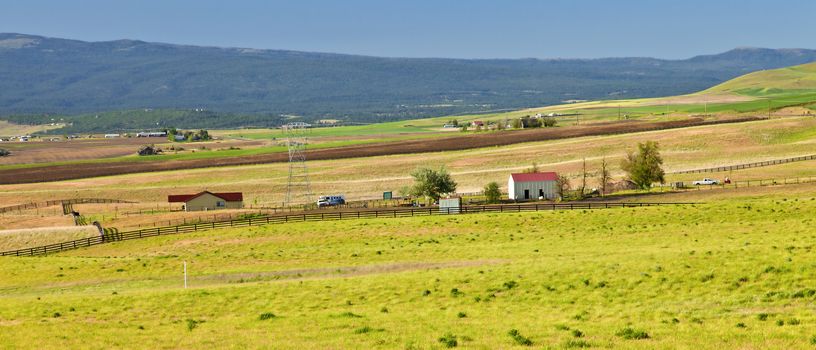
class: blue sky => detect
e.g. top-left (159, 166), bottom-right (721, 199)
top-left (0, 0), bottom-right (814, 59)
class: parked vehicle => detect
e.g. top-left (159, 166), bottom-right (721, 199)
top-left (692, 178), bottom-right (720, 185)
top-left (317, 195), bottom-right (345, 207)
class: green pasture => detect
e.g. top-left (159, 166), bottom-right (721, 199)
top-left (2, 190), bottom-right (816, 348)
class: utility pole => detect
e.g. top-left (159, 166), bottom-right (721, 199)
top-left (618, 105), bottom-right (621, 120)
top-left (183, 261), bottom-right (188, 289)
top-left (283, 123), bottom-right (314, 206)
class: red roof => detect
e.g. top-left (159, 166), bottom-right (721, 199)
top-left (510, 172), bottom-right (558, 182)
top-left (168, 191), bottom-right (243, 203)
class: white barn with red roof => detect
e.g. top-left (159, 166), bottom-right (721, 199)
top-left (508, 172), bottom-right (558, 201)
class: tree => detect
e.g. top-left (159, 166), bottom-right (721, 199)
top-left (409, 167), bottom-right (457, 202)
top-left (598, 157), bottom-right (611, 196)
top-left (511, 118), bottom-right (522, 129)
top-left (542, 117), bottom-right (557, 127)
top-left (484, 182), bottom-right (501, 204)
top-left (579, 158), bottom-right (588, 198)
top-left (556, 174), bottom-right (571, 200)
top-left (620, 141), bottom-right (665, 189)
top-left (460, 124), bottom-right (468, 132)
top-left (525, 162), bottom-right (540, 173)
top-left (0, 148), bottom-right (9, 157)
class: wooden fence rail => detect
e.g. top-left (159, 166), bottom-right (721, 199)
top-left (0, 198), bottom-right (133, 214)
top-left (672, 155), bottom-right (816, 174)
top-left (0, 202), bottom-right (690, 257)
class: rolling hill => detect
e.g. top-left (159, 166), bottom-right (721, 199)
top-left (2, 33), bottom-right (816, 129)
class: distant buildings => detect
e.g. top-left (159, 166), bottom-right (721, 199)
top-left (136, 131), bottom-right (168, 138)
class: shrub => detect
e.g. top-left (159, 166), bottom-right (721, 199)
top-left (507, 329), bottom-right (533, 346)
top-left (615, 327), bottom-right (649, 340)
top-left (756, 313), bottom-right (769, 321)
top-left (52, 312), bottom-right (61, 318)
top-left (736, 322), bottom-right (746, 328)
top-left (423, 290), bottom-right (432, 296)
top-left (503, 280), bottom-right (518, 290)
top-left (186, 319), bottom-right (204, 331)
top-left (700, 273), bottom-right (715, 282)
top-left (457, 312), bottom-right (467, 318)
top-left (788, 318), bottom-right (801, 325)
top-left (438, 333), bottom-right (458, 348)
top-left (571, 329), bottom-right (584, 338)
top-left (0, 148), bottom-right (10, 157)
top-left (450, 288), bottom-right (464, 297)
top-left (564, 339), bottom-right (592, 348)
top-left (555, 324), bottom-right (571, 331)
top-left (776, 319), bottom-right (785, 326)
top-left (258, 312), bottom-right (276, 320)
top-left (336, 312), bottom-right (363, 318)
top-left (354, 326), bottom-right (384, 334)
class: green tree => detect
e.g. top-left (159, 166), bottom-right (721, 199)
top-left (483, 182), bottom-right (501, 204)
top-left (511, 118), bottom-right (522, 129)
top-left (460, 124), bottom-right (468, 132)
top-left (0, 148), bottom-right (10, 157)
top-left (410, 167), bottom-right (457, 202)
top-left (620, 141), bottom-right (665, 189)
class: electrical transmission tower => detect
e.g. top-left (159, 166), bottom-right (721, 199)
top-left (283, 122), bottom-right (313, 206)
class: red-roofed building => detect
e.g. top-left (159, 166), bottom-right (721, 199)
top-left (508, 172), bottom-right (559, 200)
top-left (168, 191), bottom-right (244, 211)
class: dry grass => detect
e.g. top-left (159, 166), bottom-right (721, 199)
top-left (0, 225), bottom-right (98, 251)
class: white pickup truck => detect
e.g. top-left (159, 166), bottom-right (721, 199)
top-left (692, 178), bottom-right (719, 185)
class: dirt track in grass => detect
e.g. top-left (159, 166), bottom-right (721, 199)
top-left (0, 116), bottom-right (765, 184)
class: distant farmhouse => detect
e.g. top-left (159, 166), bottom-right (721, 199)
top-left (168, 191), bottom-right (243, 211)
top-left (136, 131), bottom-right (168, 138)
top-left (508, 172), bottom-right (558, 200)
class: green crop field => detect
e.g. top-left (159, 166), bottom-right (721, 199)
top-left (1, 187), bottom-right (816, 348)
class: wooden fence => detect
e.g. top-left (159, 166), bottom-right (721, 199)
top-left (664, 176), bottom-right (816, 191)
top-left (0, 198), bottom-right (133, 214)
top-left (0, 202), bottom-right (689, 257)
top-left (672, 155), bottom-right (816, 174)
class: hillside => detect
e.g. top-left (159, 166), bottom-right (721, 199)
top-left (705, 61), bottom-right (816, 96)
top-left (2, 33), bottom-right (816, 127)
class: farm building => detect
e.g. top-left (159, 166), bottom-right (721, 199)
top-left (508, 172), bottom-right (558, 201)
top-left (168, 191), bottom-right (243, 211)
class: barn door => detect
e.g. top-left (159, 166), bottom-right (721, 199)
top-left (524, 189), bottom-right (529, 199)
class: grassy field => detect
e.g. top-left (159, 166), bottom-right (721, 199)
top-left (1, 186), bottom-right (816, 348)
top-left (0, 121), bottom-right (65, 137)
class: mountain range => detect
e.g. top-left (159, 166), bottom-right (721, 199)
top-left (2, 33), bottom-right (816, 127)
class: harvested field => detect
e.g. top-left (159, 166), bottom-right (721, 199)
top-left (0, 116), bottom-right (766, 184)
top-left (0, 137), bottom-right (266, 166)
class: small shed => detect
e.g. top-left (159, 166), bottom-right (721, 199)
top-left (439, 197), bottom-right (462, 214)
top-left (168, 191), bottom-right (243, 211)
top-left (508, 172), bottom-right (558, 201)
